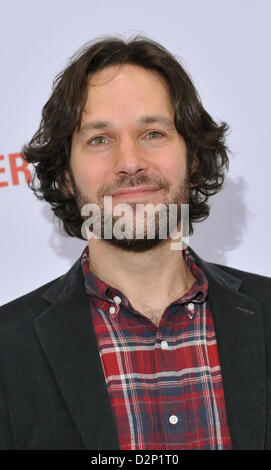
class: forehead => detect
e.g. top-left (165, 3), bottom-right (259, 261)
top-left (82, 64), bottom-right (173, 115)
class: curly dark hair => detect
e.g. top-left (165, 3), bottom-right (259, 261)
top-left (23, 34), bottom-right (230, 238)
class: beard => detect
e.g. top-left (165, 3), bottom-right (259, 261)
top-left (68, 169), bottom-right (190, 253)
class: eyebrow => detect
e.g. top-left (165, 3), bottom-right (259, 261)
top-left (77, 114), bottom-right (176, 137)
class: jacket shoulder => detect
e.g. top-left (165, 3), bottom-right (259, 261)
top-left (206, 261), bottom-right (271, 316)
top-left (188, 245), bottom-right (271, 287)
top-left (0, 275), bottom-right (63, 329)
top-left (208, 260), bottom-right (271, 284)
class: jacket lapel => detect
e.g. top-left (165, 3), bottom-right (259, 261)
top-left (34, 248), bottom-right (267, 450)
top-left (33, 259), bottom-right (120, 450)
top-left (189, 247), bottom-right (267, 449)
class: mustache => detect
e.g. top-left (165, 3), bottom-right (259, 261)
top-left (98, 174), bottom-right (170, 198)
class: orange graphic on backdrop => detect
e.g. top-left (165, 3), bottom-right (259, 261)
top-left (0, 153), bottom-right (32, 187)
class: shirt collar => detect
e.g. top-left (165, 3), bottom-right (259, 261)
top-left (81, 244), bottom-right (208, 312)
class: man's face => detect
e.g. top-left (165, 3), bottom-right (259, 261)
top-left (69, 63), bottom-right (190, 251)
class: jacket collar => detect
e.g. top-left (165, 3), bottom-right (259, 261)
top-left (35, 245), bottom-right (266, 450)
top-left (41, 245), bottom-right (243, 305)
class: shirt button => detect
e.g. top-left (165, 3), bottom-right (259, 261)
top-left (161, 340), bottom-right (168, 350)
top-left (169, 415), bottom-right (178, 425)
top-left (187, 302), bottom-right (194, 311)
top-left (113, 296), bottom-right (122, 305)
top-left (109, 306), bottom-right (116, 314)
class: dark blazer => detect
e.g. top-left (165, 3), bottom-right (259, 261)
top-left (0, 246), bottom-right (270, 450)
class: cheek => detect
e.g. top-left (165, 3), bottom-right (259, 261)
top-left (72, 157), bottom-right (104, 193)
top-left (155, 140), bottom-right (187, 177)
top-left (159, 156), bottom-right (185, 184)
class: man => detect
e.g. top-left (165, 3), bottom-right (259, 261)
top-left (0, 36), bottom-right (270, 450)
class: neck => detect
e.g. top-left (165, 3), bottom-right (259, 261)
top-left (87, 236), bottom-right (196, 311)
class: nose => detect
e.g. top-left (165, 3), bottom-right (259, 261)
top-left (113, 135), bottom-right (148, 175)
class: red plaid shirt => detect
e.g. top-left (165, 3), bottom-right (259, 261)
top-left (81, 245), bottom-right (232, 450)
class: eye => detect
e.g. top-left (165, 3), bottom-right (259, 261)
top-left (89, 136), bottom-right (109, 145)
top-left (146, 131), bottom-right (164, 140)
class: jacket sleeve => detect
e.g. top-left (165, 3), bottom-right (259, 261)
top-left (0, 382), bottom-right (15, 449)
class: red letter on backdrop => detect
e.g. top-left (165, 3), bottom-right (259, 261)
top-left (0, 155), bottom-right (8, 187)
top-left (9, 153), bottom-right (32, 186)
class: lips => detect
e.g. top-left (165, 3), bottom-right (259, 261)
top-left (111, 186), bottom-right (159, 197)
top-left (112, 187), bottom-right (162, 201)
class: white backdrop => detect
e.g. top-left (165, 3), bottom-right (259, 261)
top-left (1, 0), bottom-right (270, 306)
